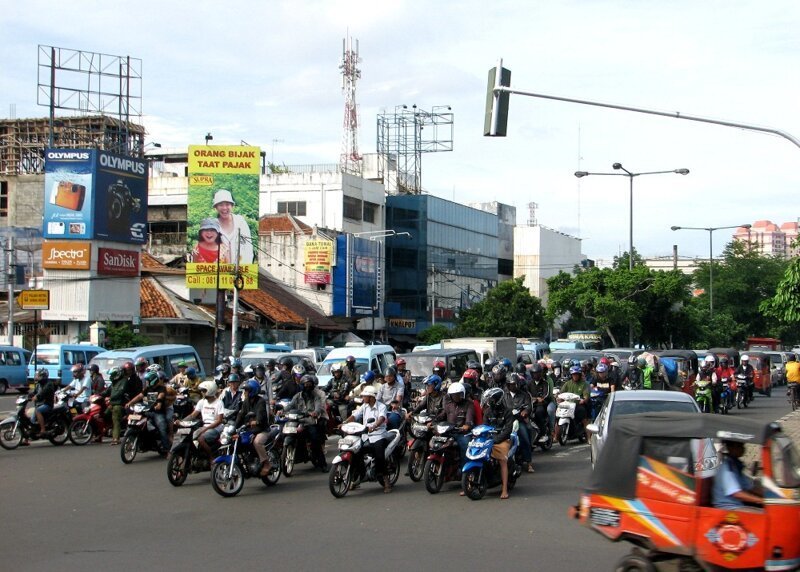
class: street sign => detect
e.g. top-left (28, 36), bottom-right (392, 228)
top-left (18, 289), bottom-right (50, 310)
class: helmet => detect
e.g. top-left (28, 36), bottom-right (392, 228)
top-left (71, 363), bottom-right (85, 377)
top-left (244, 380), bottom-right (260, 396)
top-left (636, 356), bottom-right (647, 368)
top-left (720, 357), bottom-right (729, 367)
top-left (395, 358), bottom-right (406, 368)
top-left (361, 386), bottom-right (377, 399)
top-left (432, 361), bottom-right (446, 376)
top-left (35, 367), bottom-right (49, 381)
top-left (788, 354), bottom-right (796, 362)
top-left (384, 366), bottom-right (397, 378)
top-left (231, 358), bottom-right (242, 369)
top-left (424, 374), bottom-right (443, 392)
top-left (704, 355), bottom-right (716, 365)
top-left (227, 373), bottom-right (241, 384)
top-left (569, 365), bottom-right (582, 375)
top-left (628, 354), bottom-right (637, 365)
top-left (596, 363), bottom-right (608, 373)
top-left (144, 371), bottom-right (158, 385)
top-left (177, 360), bottom-right (187, 368)
top-left (500, 358), bottom-right (513, 369)
top-left (562, 358), bottom-right (572, 369)
top-left (107, 367), bottom-right (123, 382)
top-left (599, 357), bottom-right (610, 366)
top-left (346, 355), bottom-right (356, 364)
top-left (300, 374), bottom-right (317, 389)
top-left (244, 364), bottom-right (254, 376)
top-left (508, 372), bottom-right (524, 386)
top-left (580, 359), bottom-right (589, 369)
top-left (448, 381), bottom-right (465, 398)
top-left (463, 369), bottom-right (479, 381)
top-left (741, 354), bottom-right (749, 362)
top-left (134, 357), bottom-right (149, 369)
top-left (186, 367), bottom-right (197, 378)
top-left (480, 387), bottom-right (505, 410)
top-left (530, 363), bottom-right (543, 375)
top-left (266, 359), bottom-right (277, 368)
top-left (330, 363), bottom-right (343, 373)
top-left (146, 364), bottom-right (163, 373)
top-left (89, 364), bottom-right (100, 374)
top-left (122, 361), bottom-right (135, 374)
top-left (362, 371), bottom-right (376, 383)
top-left (491, 364), bottom-right (507, 381)
top-left (514, 362), bottom-right (527, 375)
top-left (292, 364), bottom-right (305, 377)
top-left (466, 359), bottom-right (481, 373)
top-left (199, 380), bottom-right (218, 398)
top-left (484, 358), bottom-right (498, 370)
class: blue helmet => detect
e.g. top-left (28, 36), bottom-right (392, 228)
top-left (569, 365), bottom-right (582, 375)
top-left (500, 357), bottom-right (513, 369)
top-left (362, 370), bottom-right (376, 383)
top-left (244, 380), bottom-right (260, 396)
top-left (424, 374), bottom-right (443, 392)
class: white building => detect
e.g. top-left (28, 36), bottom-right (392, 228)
top-left (513, 225), bottom-right (583, 306)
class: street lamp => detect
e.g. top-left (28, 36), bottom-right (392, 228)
top-left (670, 223), bottom-right (752, 318)
top-left (574, 164), bottom-right (689, 346)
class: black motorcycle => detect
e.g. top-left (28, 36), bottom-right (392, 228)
top-left (280, 411), bottom-right (324, 476)
top-left (0, 391), bottom-right (71, 449)
top-left (210, 420), bottom-right (281, 497)
top-left (120, 401), bottom-right (167, 464)
top-left (407, 411), bottom-right (435, 482)
top-left (166, 418), bottom-right (214, 486)
top-left (423, 422), bottom-right (464, 494)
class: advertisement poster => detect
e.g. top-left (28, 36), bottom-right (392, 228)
top-left (332, 235), bottom-right (378, 317)
top-left (43, 149), bottom-right (95, 240)
top-left (93, 151), bottom-right (148, 244)
top-left (185, 145), bottom-right (260, 289)
top-left (42, 240), bottom-right (91, 270)
top-left (304, 239), bottom-right (333, 284)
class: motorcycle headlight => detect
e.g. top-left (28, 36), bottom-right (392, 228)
top-left (132, 403), bottom-right (145, 414)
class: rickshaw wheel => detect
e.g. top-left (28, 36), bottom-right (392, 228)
top-left (615, 552), bottom-right (656, 572)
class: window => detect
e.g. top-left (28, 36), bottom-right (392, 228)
top-left (276, 201), bottom-right (307, 216)
top-left (363, 201), bottom-right (379, 224)
top-left (4, 351), bottom-right (22, 366)
top-left (0, 181), bottom-right (7, 217)
top-left (343, 196), bottom-right (362, 221)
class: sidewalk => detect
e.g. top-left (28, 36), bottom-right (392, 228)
top-left (743, 408), bottom-right (800, 465)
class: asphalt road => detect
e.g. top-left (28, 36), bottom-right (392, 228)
top-left (0, 389), bottom-right (791, 572)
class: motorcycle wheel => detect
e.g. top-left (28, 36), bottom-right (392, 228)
top-left (281, 444), bottom-right (295, 477)
top-left (558, 425), bottom-right (568, 446)
top-left (68, 419), bottom-right (93, 446)
top-left (0, 423), bottom-right (22, 450)
top-left (461, 466), bottom-right (486, 501)
top-left (120, 434), bottom-right (138, 464)
top-left (261, 450), bottom-right (281, 487)
top-left (539, 434), bottom-right (553, 451)
top-left (423, 459), bottom-right (445, 494)
top-left (328, 461), bottom-right (351, 498)
top-left (407, 448), bottom-right (425, 482)
top-left (614, 552), bottom-right (656, 572)
top-left (379, 455), bottom-right (401, 487)
top-left (167, 450), bottom-right (190, 486)
top-left (48, 416), bottom-right (69, 446)
top-left (211, 461), bottom-right (244, 498)
top-left (736, 393), bottom-right (743, 409)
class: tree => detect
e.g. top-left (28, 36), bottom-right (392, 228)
top-left (454, 277), bottom-right (546, 338)
top-left (417, 324), bottom-right (452, 345)
top-left (760, 245), bottom-right (800, 345)
top-left (103, 323), bottom-right (151, 350)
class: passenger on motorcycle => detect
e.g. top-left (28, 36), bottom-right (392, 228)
top-left (395, 358), bottom-right (412, 389)
top-left (134, 357), bottom-right (149, 384)
top-left (29, 368), bottom-right (55, 440)
top-left (329, 363), bottom-right (351, 409)
top-left (432, 360), bottom-right (447, 380)
top-left (377, 366), bottom-right (404, 430)
top-left (102, 367), bottom-right (128, 445)
top-left (342, 385), bottom-right (392, 493)
top-left (529, 363), bottom-right (554, 440)
top-left (288, 374), bottom-right (329, 472)
top-left (514, 362), bottom-right (530, 390)
top-left (483, 358), bottom-right (498, 386)
top-left (505, 373), bottom-right (534, 473)
top-left (236, 379), bottom-right (276, 477)
top-left (182, 381), bottom-right (225, 458)
top-left (350, 370), bottom-right (381, 402)
top-left (622, 355), bottom-right (640, 390)
top-left (555, 366), bottom-right (590, 444)
top-left (221, 373), bottom-right (243, 414)
top-left (480, 387), bottom-right (515, 500)
top-left (490, 364), bottom-right (508, 389)
top-left (169, 361), bottom-right (189, 387)
top-left (88, 364), bottom-right (105, 395)
top-left (736, 355), bottom-right (756, 403)
top-left (461, 369), bottom-right (484, 425)
top-left (715, 357), bottom-right (736, 409)
top-left (276, 365), bottom-right (304, 401)
top-left (409, 374), bottom-right (445, 418)
top-left (215, 361), bottom-right (232, 388)
top-left (127, 371), bottom-right (170, 452)
top-left (67, 363), bottom-right (92, 414)
top-left (122, 361), bottom-right (143, 402)
top-left (342, 355), bottom-right (359, 386)
top-left (439, 381), bottom-right (475, 462)
top-left (250, 363), bottom-right (271, 402)
top-left (184, 367), bottom-right (203, 404)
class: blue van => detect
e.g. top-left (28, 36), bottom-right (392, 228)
top-left (28, 343), bottom-right (106, 386)
top-left (0, 345), bottom-right (32, 393)
top-left (89, 344), bottom-right (206, 380)
top-left (241, 343), bottom-right (291, 354)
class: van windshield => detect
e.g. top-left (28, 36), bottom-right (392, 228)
top-left (32, 350), bottom-right (60, 365)
top-left (318, 359), bottom-right (368, 376)
top-left (89, 357), bottom-right (131, 376)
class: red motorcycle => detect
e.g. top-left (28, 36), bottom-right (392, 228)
top-left (68, 394), bottom-right (110, 445)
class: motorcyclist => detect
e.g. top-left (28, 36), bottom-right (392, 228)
top-left (555, 365), bottom-right (590, 443)
top-left (514, 361), bottom-right (531, 390)
top-left (716, 357), bottom-right (736, 410)
top-left (329, 363), bottom-right (352, 420)
top-left (288, 374), bottom-right (328, 472)
top-left (395, 358), bottom-right (411, 389)
top-left (342, 385), bottom-right (392, 493)
top-left (438, 381), bottom-right (475, 463)
top-left (479, 387), bottom-right (515, 500)
top-left (461, 369), bottom-right (484, 425)
top-left (528, 363), bottom-right (554, 440)
top-left (126, 371), bottom-right (169, 453)
top-left (220, 373), bottom-right (243, 415)
top-left (638, 356), bottom-right (657, 390)
top-left (376, 366), bottom-right (404, 430)
top-left (122, 361), bottom-right (143, 402)
top-left (490, 364), bottom-right (508, 389)
top-left (250, 363), bottom-right (271, 401)
top-left (590, 362), bottom-right (615, 419)
top-left (88, 364), bottom-right (105, 395)
top-left (215, 361), bottom-right (232, 388)
top-left (134, 357), bottom-right (149, 384)
top-left (409, 374), bottom-right (444, 418)
top-left (67, 363), bottom-right (92, 414)
top-left (236, 379), bottom-right (276, 477)
top-left (350, 370), bottom-right (381, 402)
top-left (101, 366), bottom-right (128, 445)
top-left (432, 360), bottom-right (447, 381)
top-left (736, 355), bottom-right (756, 403)
top-left (182, 380), bottom-right (225, 458)
top-left (697, 354), bottom-right (719, 410)
top-left (184, 367), bottom-right (203, 404)
top-left (170, 361), bottom-right (189, 387)
top-left (28, 368), bottom-right (55, 439)
top-left (342, 355), bottom-right (359, 385)
top-left (504, 372), bottom-right (534, 473)
top-left (276, 364), bottom-right (304, 401)
top-left (230, 357), bottom-right (244, 379)
top-left (623, 355), bottom-right (641, 389)
top-left (786, 354), bottom-right (800, 403)
top-left (465, 359), bottom-right (484, 390)
top-left (483, 358), bottom-right (498, 386)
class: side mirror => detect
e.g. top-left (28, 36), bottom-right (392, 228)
top-left (586, 423), bottom-right (599, 434)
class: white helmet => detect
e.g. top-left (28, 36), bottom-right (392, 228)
top-left (740, 354), bottom-right (749, 362)
top-left (704, 355), bottom-right (716, 365)
top-left (199, 380), bottom-right (218, 398)
top-left (361, 386), bottom-right (377, 399)
top-left (330, 362), bottom-right (342, 373)
top-left (447, 381), bottom-right (465, 397)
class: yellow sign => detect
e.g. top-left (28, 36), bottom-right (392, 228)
top-left (18, 290), bottom-right (50, 310)
top-left (188, 146), bottom-right (261, 174)
top-left (185, 263), bottom-right (259, 289)
top-left (304, 239), bottom-right (333, 285)
top-left (389, 318), bottom-right (416, 329)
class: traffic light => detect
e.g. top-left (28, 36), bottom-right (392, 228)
top-left (483, 64), bottom-right (511, 136)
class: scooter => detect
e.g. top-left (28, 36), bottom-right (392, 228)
top-left (423, 422), bottom-right (463, 494)
top-left (0, 390), bottom-right (71, 450)
top-left (328, 422), bottom-right (403, 498)
top-left (735, 374), bottom-right (749, 409)
top-left (461, 424), bottom-right (520, 500)
top-left (210, 420), bottom-right (281, 497)
top-left (407, 410), bottom-right (435, 482)
top-left (166, 418), bottom-right (214, 486)
top-left (694, 379), bottom-right (713, 414)
top-left (120, 401), bottom-right (167, 464)
top-left (555, 391), bottom-right (586, 445)
top-left (68, 394), bottom-right (110, 445)
top-left (718, 379), bottom-right (733, 415)
top-left (280, 411), bottom-right (324, 476)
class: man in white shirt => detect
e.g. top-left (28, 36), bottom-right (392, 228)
top-left (67, 364), bottom-right (92, 413)
top-left (376, 367), bottom-right (405, 430)
top-left (182, 381), bottom-right (225, 457)
top-left (344, 386), bottom-right (392, 493)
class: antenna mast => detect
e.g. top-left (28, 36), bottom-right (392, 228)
top-left (339, 36), bottom-right (362, 175)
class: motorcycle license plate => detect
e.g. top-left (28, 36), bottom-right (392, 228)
top-left (175, 428), bottom-right (191, 436)
top-left (128, 414), bottom-right (142, 422)
top-left (282, 426), bottom-right (297, 434)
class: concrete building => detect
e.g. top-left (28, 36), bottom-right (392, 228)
top-left (734, 219), bottom-right (799, 258)
top-left (469, 201), bottom-right (516, 280)
top-left (513, 225), bottom-right (583, 306)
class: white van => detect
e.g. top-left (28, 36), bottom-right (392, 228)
top-left (316, 345), bottom-right (396, 389)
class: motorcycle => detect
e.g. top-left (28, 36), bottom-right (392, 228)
top-left (423, 422), bottom-right (463, 494)
top-left (120, 401), bottom-right (167, 464)
top-left (407, 410), bottom-right (435, 482)
top-left (788, 383), bottom-right (800, 412)
top-left (0, 390), bottom-right (71, 449)
top-left (170, 385), bottom-right (194, 421)
top-left (328, 421), bottom-right (403, 498)
top-left (736, 374), bottom-right (749, 409)
top-left (555, 391), bottom-right (586, 446)
top-left (589, 388), bottom-right (607, 421)
top-left (68, 393), bottom-right (110, 445)
top-left (528, 412), bottom-right (553, 452)
top-left (210, 421), bottom-right (281, 497)
top-left (279, 411), bottom-right (324, 476)
top-left (461, 424), bottom-right (520, 500)
top-left (694, 378), bottom-right (713, 414)
top-left (166, 418), bottom-right (214, 486)
top-left (718, 377), bottom-right (733, 415)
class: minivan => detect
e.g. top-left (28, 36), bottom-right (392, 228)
top-left (397, 348), bottom-right (480, 390)
top-left (316, 345), bottom-right (396, 389)
top-left (90, 344), bottom-right (206, 380)
top-left (28, 343), bottom-right (106, 386)
top-left (241, 343), bottom-right (291, 354)
top-left (0, 345), bottom-right (32, 393)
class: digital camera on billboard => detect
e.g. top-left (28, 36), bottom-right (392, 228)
top-left (106, 179), bottom-right (141, 235)
top-left (51, 181), bottom-right (86, 211)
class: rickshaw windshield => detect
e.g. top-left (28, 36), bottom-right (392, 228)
top-left (770, 434), bottom-right (800, 488)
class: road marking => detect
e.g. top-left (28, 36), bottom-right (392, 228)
top-left (553, 444), bottom-right (589, 458)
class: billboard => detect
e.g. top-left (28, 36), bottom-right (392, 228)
top-left (304, 239), bottom-right (333, 284)
top-left (43, 149), bottom-right (147, 244)
top-left (332, 235), bottom-right (378, 317)
top-left (42, 240), bottom-right (91, 270)
top-left (97, 247), bottom-right (140, 276)
top-left (186, 145), bottom-right (260, 289)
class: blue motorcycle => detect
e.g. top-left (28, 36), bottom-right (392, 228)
top-left (461, 424), bottom-right (521, 500)
top-left (210, 422), bottom-right (281, 497)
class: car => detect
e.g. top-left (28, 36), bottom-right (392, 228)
top-left (586, 390), bottom-right (704, 469)
top-left (316, 345), bottom-right (396, 389)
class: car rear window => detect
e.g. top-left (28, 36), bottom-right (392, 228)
top-left (612, 400), bottom-right (698, 417)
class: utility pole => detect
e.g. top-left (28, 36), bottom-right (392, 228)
top-left (6, 237), bottom-right (14, 345)
top-left (230, 230), bottom-right (242, 358)
top-left (431, 264), bottom-right (436, 326)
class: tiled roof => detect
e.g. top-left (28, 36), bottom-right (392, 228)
top-left (258, 214), bottom-right (313, 234)
top-left (140, 277), bottom-right (180, 318)
top-left (239, 288), bottom-right (305, 326)
top-left (141, 251), bottom-right (169, 269)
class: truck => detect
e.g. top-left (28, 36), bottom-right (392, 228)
top-left (440, 337), bottom-right (517, 366)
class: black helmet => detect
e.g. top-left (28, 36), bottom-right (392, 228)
top-left (300, 374), bottom-right (317, 389)
top-left (514, 362), bottom-right (527, 375)
top-left (254, 363), bottom-right (266, 372)
top-left (466, 359), bottom-right (482, 373)
top-left (35, 367), bottom-right (49, 381)
top-left (491, 364), bottom-right (507, 382)
top-left (384, 366), bottom-right (397, 378)
top-left (231, 357), bottom-right (242, 369)
top-left (507, 372), bottom-right (524, 386)
top-left (89, 363), bottom-right (100, 374)
top-left (480, 387), bottom-right (505, 410)
top-left (530, 363), bottom-right (543, 375)
top-left (266, 359), bottom-right (277, 368)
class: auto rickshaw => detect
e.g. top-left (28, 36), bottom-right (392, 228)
top-left (571, 412), bottom-right (800, 571)
top-left (744, 351), bottom-right (773, 397)
top-left (655, 350), bottom-right (699, 396)
top-left (708, 347), bottom-right (741, 369)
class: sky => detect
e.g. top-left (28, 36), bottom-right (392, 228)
top-left (3, 0), bottom-right (799, 261)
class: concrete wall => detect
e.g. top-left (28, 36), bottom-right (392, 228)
top-left (514, 225), bottom-right (582, 306)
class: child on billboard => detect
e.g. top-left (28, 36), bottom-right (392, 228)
top-left (190, 218), bottom-right (230, 263)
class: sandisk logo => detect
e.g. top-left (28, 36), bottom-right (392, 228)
top-left (98, 247), bottom-right (139, 276)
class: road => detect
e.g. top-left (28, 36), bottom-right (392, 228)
top-left (0, 389), bottom-right (792, 572)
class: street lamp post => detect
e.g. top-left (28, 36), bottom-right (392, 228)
top-left (574, 164), bottom-right (689, 346)
top-left (670, 224), bottom-right (752, 318)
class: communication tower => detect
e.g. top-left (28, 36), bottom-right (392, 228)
top-left (339, 36), bottom-right (362, 175)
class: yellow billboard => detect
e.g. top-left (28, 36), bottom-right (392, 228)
top-left (304, 239), bottom-right (333, 284)
top-left (186, 263), bottom-right (259, 290)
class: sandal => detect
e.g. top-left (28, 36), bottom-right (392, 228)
top-left (500, 492), bottom-right (510, 500)
top-left (259, 462), bottom-right (272, 477)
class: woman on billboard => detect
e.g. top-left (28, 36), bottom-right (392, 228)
top-left (212, 189), bottom-right (254, 264)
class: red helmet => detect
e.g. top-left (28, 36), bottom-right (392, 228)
top-left (599, 357), bottom-right (610, 366)
top-left (433, 360), bottom-right (446, 374)
top-left (463, 369), bottom-right (479, 381)
top-left (122, 361), bottom-right (135, 374)
top-left (134, 357), bottom-right (149, 369)
top-left (395, 358), bottom-right (406, 367)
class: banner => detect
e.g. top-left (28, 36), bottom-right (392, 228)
top-left (43, 150), bottom-right (94, 240)
top-left (304, 239), bottom-right (333, 284)
top-left (42, 240), bottom-right (91, 270)
top-left (186, 145), bottom-right (261, 289)
top-left (97, 247), bottom-right (140, 276)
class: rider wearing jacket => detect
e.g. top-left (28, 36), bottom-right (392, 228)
top-left (438, 381), bottom-right (475, 461)
top-left (30, 368), bottom-right (56, 437)
top-left (736, 355), bottom-right (756, 403)
top-left (410, 374), bottom-right (445, 417)
top-left (504, 373), bottom-right (534, 473)
top-left (481, 387), bottom-right (514, 500)
top-left (220, 373), bottom-right (243, 414)
top-left (127, 371), bottom-right (169, 452)
top-left (556, 365), bottom-right (590, 443)
top-left (236, 380), bottom-right (276, 476)
top-left (288, 374), bottom-right (328, 472)
top-left (529, 363), bottom-right (554, 439)
top-left (716, 357), bottom-right (736, 409)
top-left (376, 367), bottom-right (404, 430)
top-left (343, 385), bottom-right (392, 493)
